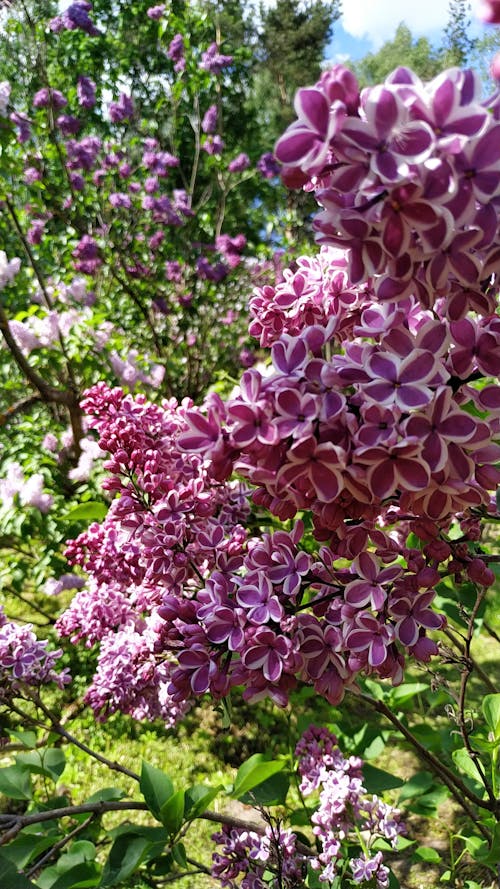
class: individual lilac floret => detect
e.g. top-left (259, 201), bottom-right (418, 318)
top-left (0, 81), bottom-right (11, 115)
top-left (200, 42), bottom-right (233, 73)
top-left (202, 104), bottom-right (218, 133)
top-left (228, 152), bottom-right (250, 173)
top-left (108, 93), bottom-right (134, 123)
top-left (33, 88), bottom-right (67, 110)
top-left (77, 75), bottom-right (96, 109)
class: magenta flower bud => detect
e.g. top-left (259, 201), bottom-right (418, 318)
top-left (467, 558), bottom-right (495, 587)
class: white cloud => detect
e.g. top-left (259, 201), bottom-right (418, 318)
top-left (342, 0), bottom-right (484, 49)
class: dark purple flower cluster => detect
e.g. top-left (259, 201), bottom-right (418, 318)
top-left (77, 76), bottom-right (96, 109)
top-left (33, 88), bottom-right (67, 110)
top-left (60, 1), bottom-right (101, 37)
top-left (108, 93), bottom-right (134, 124)
top-left (72, 234), bottom-right (102, 275)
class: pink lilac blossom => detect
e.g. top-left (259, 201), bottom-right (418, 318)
top-left (58, 64), bottom-right (500, 725)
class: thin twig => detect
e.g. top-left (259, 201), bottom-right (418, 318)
top-left (355, 690), bottom-right (494, 839)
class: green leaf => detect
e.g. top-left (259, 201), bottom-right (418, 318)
top-left (139, 762), bottom-right (174, 820)
top-left (184, 784), bottom-right (221, 820)
top-left (16, 749), bottom-right (66, 782)
top-left (100, 835), bottom-right (152, 887)
top-left (0, 851), bottom-right (39, 888)
top-left (414, 846), bottom-right (442, 863)
top-left (232, 754), bottom-right (285, 799)
top-left (482, 694), bottom-right (500, 739)
top-left (7, 730), bottom-right (37, 748)
top-left (37, 861), bottom-right (100, 889)
top-left (172, 842), bottom-right (187, 868)
top-left (159, 789), bottom-right (185, 835)
top-left (389, 682), bottom-right (428, 706)
top-left (398, 771), bottom-right (434, 801)
top-left (86, 787), bottom-right (125, 804)
top-left (2, 832), bottom-right (57, 869)
top-left (0, 764), bottom-right (32, 800)
top-left (452, 749), bottom-right (484, 783)
top-left (362, 764), bottom-right (404, 793)
top-left (64, 502), bottom-right (107, 522)
top-left (240, 770), bottom-right (289, 806)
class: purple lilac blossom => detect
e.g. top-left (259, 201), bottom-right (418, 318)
top-left (202, 104), bottom-right (218, 133)
top-left (200, 42), bottom-right (233, 73)
top-left (108, 93), bottom-right (134, 123)
top-left (228, 152), bottom-right (250, 173)
top-left (77, 75), bottom-right (96, 109)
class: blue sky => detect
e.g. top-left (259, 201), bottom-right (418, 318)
top-left (326, 0), bottom-right (491, 63)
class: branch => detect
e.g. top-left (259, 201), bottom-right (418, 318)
top-left (10, 696), bottom-right (140, 783)
top-left (0, 394), bottom-right (42, 426)
top-left (25, 813), bottom-right (95, 877)
top-left (0, 302), bottom-right (75, 406)
top-left (354, 690), bottom-right (494, 839)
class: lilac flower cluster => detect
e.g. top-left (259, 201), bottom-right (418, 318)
top-left (56, 65), bottom-right (500, 720)
top-left (275, 65), bottom-right (500, 314)
top-left (295, 726), bottom-right (404, 885)
top-left (51, 2), bottom-right (101, 37)
top-left (56, 383), bottom-right (251, 722)
top-left (77, 75), bottom-right (96, 109)
top-left (0, 607), bottom-right (69, 694)
top-left (211, 823), bottom-right (305, 889)
top-left (210, 726), bottom-right (403, 888)
top-left (108, 92), bottom-right (134, 124)
top-left (0, 462), bottom-right (53, 513)
top-left (0, 251), bottom-right (21, 289)
top-left (200, 43), bottom-right (233, 74)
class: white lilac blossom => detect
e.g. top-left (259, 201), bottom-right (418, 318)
top-left (0, 463), bottom-right (53, 513)
top-left (0, 81), bottom-right (11, 115)
top-left (0, 252), bottom-right (21, 289)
